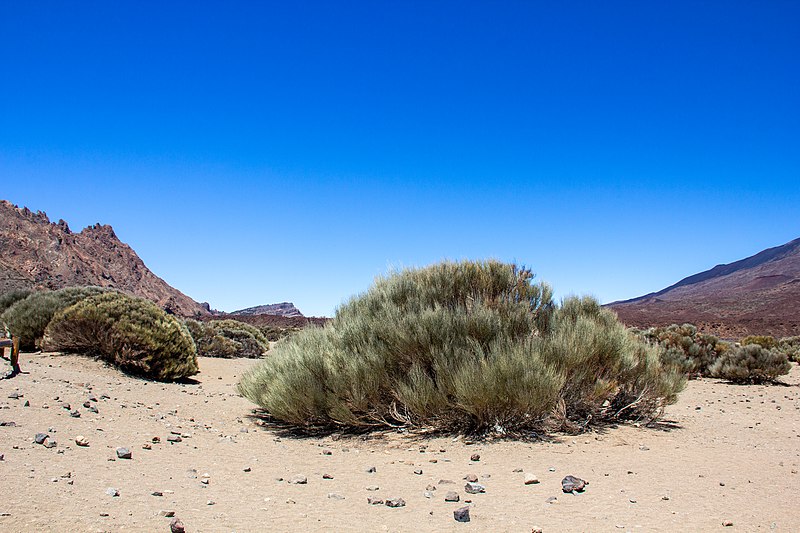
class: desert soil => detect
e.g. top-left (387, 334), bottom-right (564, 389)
top-left (1, 353), bottom-right (799, 532)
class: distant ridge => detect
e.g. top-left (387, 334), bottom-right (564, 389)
top-left (0, 200), bottom-right (211, 317)
top-left (231, 302), bottom-right (304, 318)
top-left (608, 237), bottom-right (800, 338)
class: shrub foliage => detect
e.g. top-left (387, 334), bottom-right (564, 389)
top-left (185, 319), bottom-right (270, 358)
top-left (0, 289), bottom-right (34, 316)
top-left (239, 261), bottom-right (684, 433)
top-left (635, 324), bottom-right (724, 377)
top-left (709, 344), bottom-right (791, 384)
top-left (1, 287), bottom-right (106, 350)
top-left (44, 292), bottom-right (198, 381)
top-left (778, 336), bottom-right (800, 363)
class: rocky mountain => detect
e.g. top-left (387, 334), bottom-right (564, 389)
top-left (608, 237), bottom-right (800, 338)
top-left (0, 200), bottom-right (210, 317)
top-left (231, 302), bottom-right (304, 318)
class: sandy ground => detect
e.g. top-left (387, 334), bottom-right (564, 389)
top-left (1, 352), bottom-right (799, 533)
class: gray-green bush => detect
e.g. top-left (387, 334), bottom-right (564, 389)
top-left (635, 324), bottom-right (725, 377)
top-left (44, 292), bottom-right (198, 381)
top-left (0, 289), bottom-right (34, 316)
top-left (709, 344), bottom-right (791, 384)
top-left (185, 319), bottom-right (269, 358)
top-left (778, 336), bottom-right (800, 363)
top-left (239, 261), bottom-right (684, 433)
top-left (1, 287), bottom-right (106, 350)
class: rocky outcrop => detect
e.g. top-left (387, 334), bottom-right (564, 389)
top-left (608, 237), bottom-right (800, 338)
top-left (231, 302), bottom-right (304, 318)
top-left (0, 200), bottom-right (210, 317)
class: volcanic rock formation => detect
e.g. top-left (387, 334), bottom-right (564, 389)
top-left (0, 200), bottom-right (210, 317)
top-left (608, 237), bottom-right (800, 338)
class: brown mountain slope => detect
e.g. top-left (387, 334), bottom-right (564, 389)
top-left (0, 200), bottom-right (210, 317)
top-left (608, 237), bottom-right (800, 338)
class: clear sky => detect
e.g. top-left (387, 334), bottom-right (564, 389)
top-left (1, 2), bottom-right (798, 316)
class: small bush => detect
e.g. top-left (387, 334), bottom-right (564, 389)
top-left (0, 289), bottom-right (34, 315)
top-left (636, 324), bottom-right (725, 377)
top-left (43, 292), bottom-right (198, 381)
top-left (709, 344), bottom-right (791, 384)
top-left (778, 336), bottom-right (800, 363)
top-left (185, 319), bottom-right (269, 358)
top-left (258, 324), bottom-right (300, 341)
top-left (239, 261), bottom-right (684, 433)
top-left (1, 287), bottom-right (106, 350)
top-left (740, 335), bottom-right (778, 350)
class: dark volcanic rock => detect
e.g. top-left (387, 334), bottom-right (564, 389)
top-left (454, 506), bottom-right (470, 522)
top-left (562, 475), bottom-right (587, 493)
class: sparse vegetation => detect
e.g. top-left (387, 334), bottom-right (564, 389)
top-left (709, 344), bottom-right (791, 384)
top-left (778, 336), bottom-right (800, 363)
top-left (239, 261), bottom-right (684, 433)
top-left (44, 291), bottom-right (198, 381)
top-left (740, 335), bottom-right (778, 350)
top-left (185, 319), bottom-right (270, 358)
top-left (1, 287), bottom-right (106, 350)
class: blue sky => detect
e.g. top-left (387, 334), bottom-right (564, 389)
top-left (2, 2), bottom-right (798, 316)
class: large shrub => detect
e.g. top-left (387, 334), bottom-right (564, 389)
top-left (0, 289), bottom-right (34, 316)
top-left (185, 319), bottom-right (269, 358)
top-left (44, 292), bottom-right (198, 381)
top-left (708, 344), bottom-right (791, 384)
top-left (239, 261), bottom-right (684, 433)
top-left (740, 335), bottom-right (778, 350)
top-left (1, 287), bottom-right (106, 350)
top-left (636, 324), bottom-right (725, 377)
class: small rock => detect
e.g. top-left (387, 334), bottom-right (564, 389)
top-left (366, 485), bottom-right (379, 491)
top-left (464, 474), bottom-right (478, 483)
top-left (322, 473), bottom-right (333, 479)
top-left (470, 453), bottom-right (480, 462)
top-left (453, 506), bottom-right (470, 522)
top-left (83, 401), bottom-right (91, 408)
top-left (328, 492), bottom-right (345, 500)
top-left (44, 440), bottom-right (57, 449)
top-left (367, 497), bottom-right (384, 505)
top-left (34, 433), bottom-right (49, 445)
top-left (207, 500), bottom-right (215, 505)
top-left (524, 473), bottom-right (540, 485)
top-left (662, 495), bottom-right (670, 501)
top-left (512, 468), bottom-right (523, 473)
top-left (87, 406), bottom-right (98, 414)
top-left (75, 436), bottom-right (89, 447)
top-left (152, 436), bottom-right (161, 443)
top-left (23, 400), bottom-right (29, 407)
top-left (445, 491), bottom-right (460, 502)
top-left (464, 482), bottom-right (485, 494)
top-left (159, 510), bottom-right (175, 517)
top-left (414, 469), bottom-right (423, 475)
top-left (167, 435), bottom-right (182, 443)
top-left (385, 498), bottom-right (406, 508)
top-left (169, 518), bottom-right (185, 533)
top-left (8, 392), bottom-right (21, 399)
top-left (142, 443), bottom-right (152, 450)
top-left (152, 491), bottom-right (163, 497)
top-left (546, 496), bottom-right (558, 504)
top-left (290, 475), bottom-right (308, 484)
top-left (0, 421), bottom-right (16, 427)
top-left (243, 467), bottom-right (252, 472)
top-left (722, 521), bottom-right (734, 527)
top-left (548, 467), bottom-right (556, 472)
top-left (366, 466), bottom-right (377, 473)
top-left (424, 491), bottom-right (434, 498)
top-left (116, 447), bottom-right (132, 459)
top-left (425, 484), bottom-right (436, 491)
top-left (106, 487), bottom-right (120, 497)
top-left (322, 449), bottom-right (333, 455)
top-left (60, 403), bottom-right (71, 410)
top-left (561, 475), bottom-right (587, 493)
top-left (69, 410), bottom-right (80, 418)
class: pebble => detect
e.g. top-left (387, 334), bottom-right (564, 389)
top-left (170, 518), bottom-right (185, 533)
top-left (414, 469), bottom-right (423, 475)
top-left (562, 475), bottom-right (587, 493)
top-left (385, 498), bottom-right (406, 508)
top-left (159, 510), bottom-right (175, 517)
top-left (290, 475), bottom-right (308, 484)
top-left (116, 447), bottom-right (132, 459)
top-left (75, 436), bottom-right (89, 447)
top-left (453, 506), bottom-right (470, 522)
top-left (69, 410), bottom-right (80, 418)
top-left (106, 487), bottom-right (120, 497)
top-left (328, 493), bottom-right (345, 500)
top-left (34, 433), bottom-right (49, 445)
top-left (366, 485), bottom-right (379, 491)
top-left (366, 466), bottom-right (377, 473)
top-left (524, 473), bottom-right (540, 485)
top-left (207, 500), bottom-right (215, 505)
top-left (464, 482), bottom-right (485, 494)
top-left (322, 473), bottom-right (333, 479)
top-left (470, 454), bottom-right (480, 462)
top-left (465, 474), bottom-right (478, 482)
top-left (367, 497), bottom-right (384, 505)
top-left (445, 491), bottom-right (460, 502)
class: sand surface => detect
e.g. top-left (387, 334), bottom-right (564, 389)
top-left (1, 352), bottom-right (799, 532)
